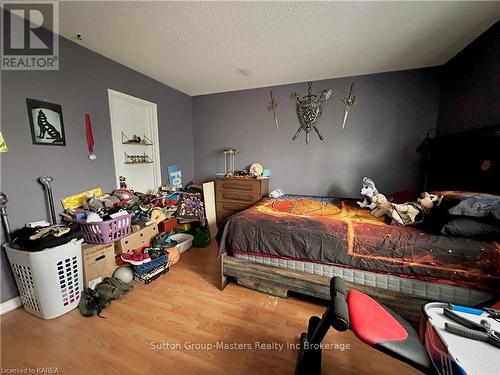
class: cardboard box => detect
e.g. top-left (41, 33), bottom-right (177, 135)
top-left (114, 224), bottom-right (159, 254)
top-left (82, 243), bottom-right (116, 289)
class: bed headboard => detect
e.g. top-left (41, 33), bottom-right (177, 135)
top-left (425, 125), bottom-right (500, 194)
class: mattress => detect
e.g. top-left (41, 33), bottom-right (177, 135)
top-left (219, 195), bottom-right (500, 293)
top-left (233, 252), bottom-right (494, 306)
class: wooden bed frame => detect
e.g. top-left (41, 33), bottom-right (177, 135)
top-left (219, 125), bottom-right (500, 325)
top-left (220, 254), bottom-right (430, 325)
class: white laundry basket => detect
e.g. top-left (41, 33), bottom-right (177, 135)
top-left (4, 239), bottom-right (83, 319)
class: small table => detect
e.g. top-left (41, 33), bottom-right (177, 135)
top-left (422, 302), bottom-right (499, 375)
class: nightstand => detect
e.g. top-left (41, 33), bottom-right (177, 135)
top-left (215, 177), bottom-right (269, 226)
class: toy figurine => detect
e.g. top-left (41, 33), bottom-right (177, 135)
top-left (119, 176), bottom-right (127, 190)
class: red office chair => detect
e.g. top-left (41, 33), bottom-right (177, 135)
top-left (296, 276), bottom-right (431, 374)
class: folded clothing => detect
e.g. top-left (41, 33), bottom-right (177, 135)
top-left (12, 222), bottom-right (83, 252)
top-left (441, 217), bottom-right (500, 241)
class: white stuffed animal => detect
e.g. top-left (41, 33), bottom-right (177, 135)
top-left (356, 177), bottom-right (379, 210)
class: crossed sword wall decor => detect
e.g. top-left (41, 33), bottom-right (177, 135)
top-left (266, 81), bottom-right (358, 143)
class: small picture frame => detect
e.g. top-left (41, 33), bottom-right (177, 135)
top-left (26, 98), bottom-right (66, 146)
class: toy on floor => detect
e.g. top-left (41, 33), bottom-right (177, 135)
top-left (113, 266), bottom-right (134, 283)
top-left (356, 177), bottom-right (379, 211)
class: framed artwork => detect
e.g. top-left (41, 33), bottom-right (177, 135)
top-left (26, 98), bottom-right (66, 146)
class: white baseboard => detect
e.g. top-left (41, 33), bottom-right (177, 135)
top-left (0, 296), bottom-right (22, 315)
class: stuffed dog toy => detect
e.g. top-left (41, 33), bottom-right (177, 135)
top-left (357, 177), bottom-right (379, 210)
top-left (371, 192), bottom-right (442, 225)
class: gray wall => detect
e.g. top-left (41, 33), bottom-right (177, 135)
top-left (192, 68), bottom-right (442, 197)
top-left (438, 21), bottom-right (500, 133)
top-left (0, 36), bottom-right (194, 302)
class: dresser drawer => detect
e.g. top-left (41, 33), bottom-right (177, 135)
top-left (215, 179), bottom-right (262, 194)
top-left (216, 202), bottom-right (251, 213)
top-left (216, 190), bottom-right (261, 204)
top-left (216, 202), bottom-right (251, 222)
top-left (215, 177), bottom-right (269, 226)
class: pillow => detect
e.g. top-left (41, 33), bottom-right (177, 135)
top-left (448, 196), bottom-right (500, 220)
top-left (441, 217), bottom-right (500, 241)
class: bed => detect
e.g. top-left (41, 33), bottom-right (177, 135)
top-left (218, 125), bottom-right (500, 323)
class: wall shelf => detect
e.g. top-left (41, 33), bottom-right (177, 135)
top-left (121, 131), bottom-right (153, 146)
top-left (124, 152), bottom-right (154, 164)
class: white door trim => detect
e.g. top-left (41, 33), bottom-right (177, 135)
top-left (107, 89), bottom-right (162, 190)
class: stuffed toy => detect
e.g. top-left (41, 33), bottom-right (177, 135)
top-left (145, 207), bottom-right (167, 226)
top-left (83, 193), bottom-right (121, 212)
top-left (418, 192), bottom-right (443, 212)
top-left (370, 194), bottom-right (392, 218)
top-left (371, 192), bottom-right (442, 226)
top-left (356, 177), bottom-right (379, 210)
top-left (83, 194), bottom-right (104, 212)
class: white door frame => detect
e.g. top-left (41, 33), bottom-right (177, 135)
top-left (107, 89), bottom-right (162, 190)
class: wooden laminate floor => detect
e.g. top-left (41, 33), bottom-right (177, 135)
top-left (1, 241), bottom-right (420, 375)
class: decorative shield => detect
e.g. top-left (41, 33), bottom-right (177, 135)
top-left (291, 82), bottom-right (332, 144)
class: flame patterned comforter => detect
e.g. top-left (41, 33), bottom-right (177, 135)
top-left (219, 195), bottom-right (499, 292)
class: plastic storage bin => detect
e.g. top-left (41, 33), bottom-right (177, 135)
top-left (79, 212), bottom-right (133, 244)
top-left (4, 240), bottom-right (83, 319)
top-left (133, 252), bottom-right (168, 276)
top-left (169, 233), bottom-right (194, 253)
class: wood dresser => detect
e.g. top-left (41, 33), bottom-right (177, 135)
top-left (215, 177), bottom-right (269, 226)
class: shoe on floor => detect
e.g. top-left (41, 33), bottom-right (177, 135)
top-left (121, 250), bottom-right (151, 265)
top-left (79, 288), bottom-right (109, 317)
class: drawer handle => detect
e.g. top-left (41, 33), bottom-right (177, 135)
top-left (222, 193), bottom-right (253, 202)
top-left (222, 183), bottom-right (253, 191)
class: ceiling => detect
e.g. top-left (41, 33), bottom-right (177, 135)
top-left (58, 1), bottom-right (500, 96)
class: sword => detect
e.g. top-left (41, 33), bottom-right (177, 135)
top-left (341, 82), bottom-right (357, 129)
top-left (268, 90), bottom-right (279, 132)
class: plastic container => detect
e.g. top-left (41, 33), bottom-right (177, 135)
top-left (79, 212), bottom-right (133, 244)
top-left (4, 240), bottom-right (83, 319)
top-left (133, 253), bottom-right (168, 275)
top-left (169, 233), bottom-right (194, 253)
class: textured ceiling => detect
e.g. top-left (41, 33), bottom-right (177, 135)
top-left (58, 1), bottom-right (500, 96)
